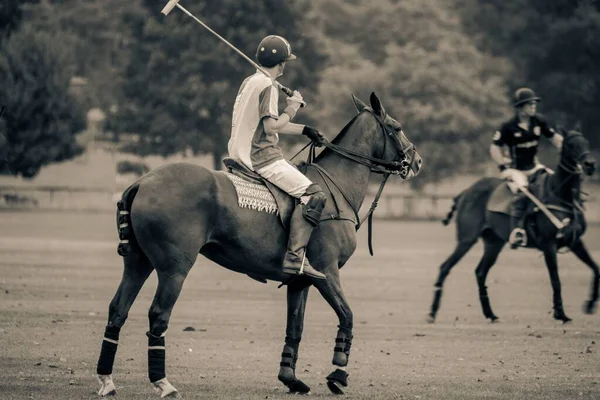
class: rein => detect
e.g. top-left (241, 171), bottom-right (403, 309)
top-left (302, 107), bottom-right (414, 255)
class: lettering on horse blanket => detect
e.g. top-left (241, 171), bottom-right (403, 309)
top-left (225, 172), bottom-right (278, 214)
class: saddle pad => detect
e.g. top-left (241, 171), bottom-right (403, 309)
top-left (487, 183), bottom-right (513, 215)
top-left (225, 172), bottom-right (278, 214)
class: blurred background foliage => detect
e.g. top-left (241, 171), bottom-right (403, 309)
top-left (0, 0), bottom-right (598, 186)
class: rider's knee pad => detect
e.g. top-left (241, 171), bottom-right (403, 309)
top-left (300, 184), bottom-right (327, 226)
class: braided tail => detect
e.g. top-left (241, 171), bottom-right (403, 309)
top-left (116, 182), bottom-right (140, 256)
top-left (442, 193), bottom-right (462, 226)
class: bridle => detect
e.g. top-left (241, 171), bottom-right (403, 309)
top-left (318, 107), bottom-right (415, 178)
top-left (300, 106), bottom-right (416, 255)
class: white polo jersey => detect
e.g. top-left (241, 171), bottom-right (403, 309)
top-left (227, 70), bottom-right (284, 171)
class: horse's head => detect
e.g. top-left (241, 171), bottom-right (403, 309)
top-left (351, 92), bottom-right (422, 179)
top-left (560, 129), bottom-right (595, 176)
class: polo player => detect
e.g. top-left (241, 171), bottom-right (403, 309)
top-left (227, 35), bottom-right (328, 280)
top-left (490, 87), bottom-right (564, 248)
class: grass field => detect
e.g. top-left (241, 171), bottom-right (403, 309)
top-left (1, 211), bottom-right (599, 399)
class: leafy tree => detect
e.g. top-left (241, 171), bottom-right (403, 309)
top-left (0, 25), bottom-right (86, 178)
top-left (309, 0), bottom-right (513, 187)
top-left (457, 0), bottom-right (600, 150)
top-left (0, 0), bottom-right (39, 41)
top-left (114, 0), bottom-right (327, 170)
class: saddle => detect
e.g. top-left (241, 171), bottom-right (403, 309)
top-left (222, 157), bottom-right (296, 231)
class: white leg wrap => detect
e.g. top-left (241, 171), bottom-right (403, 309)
top-left (152, 377), bottom-right (179, 398)
top-left (97, 374), bottom-right (116, 396)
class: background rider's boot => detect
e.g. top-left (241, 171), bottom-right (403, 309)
top-left (509, 195), bottom-right (527, 249)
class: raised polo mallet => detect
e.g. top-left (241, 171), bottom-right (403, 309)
top-left (161, 0), bottom-right (305, 107)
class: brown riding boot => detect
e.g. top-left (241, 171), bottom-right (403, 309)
top-left (282, 204), bottom-right (327, 280)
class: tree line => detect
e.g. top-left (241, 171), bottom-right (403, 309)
top-left (1, 0), bottom-right (598, 185)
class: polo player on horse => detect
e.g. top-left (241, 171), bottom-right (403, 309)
top-left (227, 35), bottom-right (328, 280)
top-left (490, 87), bottom-right (564, 248)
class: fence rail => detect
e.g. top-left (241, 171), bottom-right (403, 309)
top-left (1, 185), bottom-right (599, 223)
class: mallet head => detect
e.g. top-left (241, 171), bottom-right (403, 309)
top-left (161, 0), bottom-right (180, 16)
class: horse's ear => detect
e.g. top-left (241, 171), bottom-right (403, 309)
top-left (369, 92), bottom-right (385, 116)
top-left (351, 93), bottom-right (367, 112)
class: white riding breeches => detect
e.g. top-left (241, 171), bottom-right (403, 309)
top-left (501, 164), bottom-right (551, 194)
top-left (255, 159), bottom-right (313, 198)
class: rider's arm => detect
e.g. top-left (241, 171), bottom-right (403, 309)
top-left (538, 114), bottom-right (563, 150)
top-left (490, 128), bottom-right (509, 170)
top-left (263, 117), bottom-right (306, 135)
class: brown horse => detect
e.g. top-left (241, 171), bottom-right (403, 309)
top-left (95, 92), bottom-right (422, 398)
top-left (427, 130), bottom-right (597, 324)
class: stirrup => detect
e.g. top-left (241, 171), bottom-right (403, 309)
top-left (509, 228), bottom-right (527, 247)
top-left (282, 253), bottom-right (326, 280)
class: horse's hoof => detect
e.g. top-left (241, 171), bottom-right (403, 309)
top-left (152, 378), bottom-right (180, 398)
top-left (426, 314), bottom-right (436, 324)
top-left (584, 301), bottom-right (597, 315)
top-left (327, 380), bottom-right (345, 395)
top-left (281, 379), bottom-right (311, 395)
top-left (326, 369), bottom-right (348, 395)
top-left (553, 310), bottom-right (572, 323)
top-left (489, 316), bottom-right (499, 323)
top-left (98, 375), bottom-right (117, 397)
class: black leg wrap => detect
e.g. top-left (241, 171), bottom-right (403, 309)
top-left (332, 330), bottom-right (353, 367)
top-left (97, 326), bottom-right (120, 375)
top-left (147, 332), bottom-right (166, 383)
top-left (278, 343), bottom-right (298, 383)
top-left (278, 342), bottom-right (310, 394)
top-left (326, 368), bottom-right (349, 395)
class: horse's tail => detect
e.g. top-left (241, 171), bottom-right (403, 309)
top-left (442, 192), bottom-right (463, 226)
top-left (116, 182), bottom-right (140, 257)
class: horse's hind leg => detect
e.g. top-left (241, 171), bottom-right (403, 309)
top-left (475, 231), bottom-right (505, 322)
top-left (428, 239), bottom-right (477, 323)
top-left (97, 251), bottom-right (154, 396)
top-left (569, 240), bottom-right (600, 314)
top-left (145, 251), bottom-right (196, 399)
top-left (278, 279), bottom-right (312, 394)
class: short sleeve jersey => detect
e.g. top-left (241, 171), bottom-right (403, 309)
top-left (492, 114), bottom-right (556, 171)
top-left (227, 70), bottom-right (284, 171)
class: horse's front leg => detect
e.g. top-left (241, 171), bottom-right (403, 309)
top-left (278, 279), bottom-right (312, 394)
top-left (544, 243), bottom-right (572, 323)
top-left (569, 239), bottom-right (600, 314)
top-left (313, 268), bottom-right (352, 395)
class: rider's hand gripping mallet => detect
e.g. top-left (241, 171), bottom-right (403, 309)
top-left (161, 0), bottom-right (305, 107)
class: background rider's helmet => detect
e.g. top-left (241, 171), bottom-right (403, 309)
top-left (255, 35), bottom-right (297, 68)
top-left (513, 87), bottom-right (541, 107)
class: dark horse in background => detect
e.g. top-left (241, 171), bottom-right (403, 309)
top-left (427, 130), bottom-right (597, 324)
top-left (95, 93), bottom-right (422, 398)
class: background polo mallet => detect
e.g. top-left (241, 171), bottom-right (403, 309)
top-left (161, 0), bottom-right (305, 107)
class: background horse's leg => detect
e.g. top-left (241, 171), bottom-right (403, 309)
top-left (475, 232), bottom-right (505, 322)
top-left (278, 279), bottom-right (312, 394)
top-left (428, 239), bottom-right (477, 323)
top-left (569, 240), bottom-right (600, 314)
top-left (543, 243), bottom-right (572, 323)
top-left (313, 268), bottom-right (353, 395)
top-left (96, 250), bottom-right (154, 396)
top-left (146, 259), bottom-right (194, 399)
